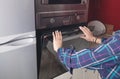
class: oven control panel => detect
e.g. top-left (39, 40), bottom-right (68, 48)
top-left (36, 11), bottom-right (88, 29)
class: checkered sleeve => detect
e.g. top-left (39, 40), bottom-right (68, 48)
top-left (57, 34), bottom-right (120, 69)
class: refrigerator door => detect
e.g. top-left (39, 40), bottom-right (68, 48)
top-left (0, 0), bottom-right (36, 78)
top-left (0, 44), bottom-right (37, 79)
top-left (0, 32), bottom-right (37, 79)
top-left (0, 0), bottom-right (35, 37)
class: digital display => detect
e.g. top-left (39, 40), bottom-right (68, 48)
top-left (49, 0), bottom-right (81, 4)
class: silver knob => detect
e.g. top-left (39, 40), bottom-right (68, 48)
top-left (76, 15), bottom-right (80, 20)
top-left (50, 18), bottom-right (55, 24)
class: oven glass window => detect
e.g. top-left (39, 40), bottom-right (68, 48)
top-left (49, 0), bottom-right (81, 4)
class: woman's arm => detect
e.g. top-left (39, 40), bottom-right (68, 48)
top-left (52, 30), bottom-right (120, 70)
top-left (57, 43), bottom-right (118, 69)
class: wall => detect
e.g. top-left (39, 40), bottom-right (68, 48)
top-left (88, 0), bottom-right (120, 31)
top-left (88, 0), bottom-right (97, 21)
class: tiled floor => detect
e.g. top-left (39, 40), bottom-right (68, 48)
top-left (54, 68), bottom-right (101, 79)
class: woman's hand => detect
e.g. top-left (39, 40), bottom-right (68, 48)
top-left (79, 26), bottom-right (96, 42)
top-left (52, 31), bottom-right (63, 52)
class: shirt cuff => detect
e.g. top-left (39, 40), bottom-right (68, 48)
top-left (101, 37), bottom-right (107, 43)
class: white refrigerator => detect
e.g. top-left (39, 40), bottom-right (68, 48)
top-left (0, 0), bottom-right (37, 79)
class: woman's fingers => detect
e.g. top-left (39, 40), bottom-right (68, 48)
top-left (59, 31), bottom-right (62, 40)
top-left (79, 26), bottom-right (95, 42)
top-left (52, 30), bottom-right (63, 52)
top-left (79, 26), bottom-right (92, 35)
top-left (55, 30), bottom-right (58, 38)
top-left (79, 26), bottom-right (88, 36)
top-left (79, 34), bottom-right (86, 39)
top-left (84, 26), bottom-right (90, 31)
top-left (54, 30), bottom-right (62, 40)
top-left (52, 32), bottom-right (56, 40)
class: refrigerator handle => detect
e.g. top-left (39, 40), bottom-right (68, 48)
top-left (0, 35), bottom-right (36, 46)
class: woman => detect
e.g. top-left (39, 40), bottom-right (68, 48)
top-left (52, 26), bottom-right (120, 79)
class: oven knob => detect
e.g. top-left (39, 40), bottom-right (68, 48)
top-left (50, 18), bottom-right (55, 24)
top-left (76, 15), bottom-right (80, 20)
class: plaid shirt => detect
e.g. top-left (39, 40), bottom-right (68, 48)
top-left (57, 30), bottom-right (120, 79)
